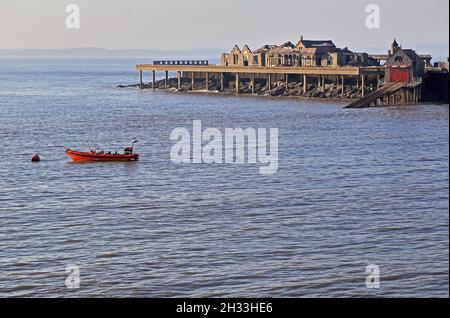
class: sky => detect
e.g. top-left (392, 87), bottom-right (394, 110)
top-left (0, 0), bottom-right (448, 57)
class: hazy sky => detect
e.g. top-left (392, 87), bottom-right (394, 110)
top-left (1, 0), bottom-right (448, 54)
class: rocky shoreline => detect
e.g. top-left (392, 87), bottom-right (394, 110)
top-left (118, 77), bottom-right (372, 99)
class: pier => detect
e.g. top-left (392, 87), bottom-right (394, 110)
top-left (131, 38), bottom-right (442, 106)
top-left (136, 63), bottom-right (384, 97)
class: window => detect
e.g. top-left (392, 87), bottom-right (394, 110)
top-left (395, 56), bottom-right (404, 63)
top-left (243, 55), bottom-right (249, 67)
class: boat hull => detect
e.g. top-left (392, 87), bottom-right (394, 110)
top-left (65, 149), bottom-right (139, 162)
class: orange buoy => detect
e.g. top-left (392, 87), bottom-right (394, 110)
top-left (31, 153), bottom-right (40, 162)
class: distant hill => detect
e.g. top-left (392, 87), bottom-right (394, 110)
top-left (0, 44), bottom-right (447, 62)
top-left (0, 48), bottom-right (226, 59)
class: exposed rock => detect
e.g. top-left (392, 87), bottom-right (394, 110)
top-left (118, 77), bottom-right (371, 100)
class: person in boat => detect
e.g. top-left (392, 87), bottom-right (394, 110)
top-left (124, 147), bottom-right (133, 155)
top-left (124, 139), bottom-right (138, 155)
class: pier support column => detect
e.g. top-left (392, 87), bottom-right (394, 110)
top-left (152, 71), bottom-right (156, 90)
top-left (268, 74), bottom-right (272, 90)
top-left (356, 76), bottom-right (360, 90)
top-left (361, 75), bottom-right (365, 98)
top-left (165, 71), bottom-right (168, 90)
top-left (285, 74), bottom-right (289, 90)
top-left (317, 76), bottom-right (321, 90)
top-left (341, 75), bottom-right (345, 96)
top-left (322, 75), bottom-right (325, 92)
top-left (376, 74), bottom-right (380, 90)
top-left (220, 73), bottom-right (224, 92)
top-left (139, 70), bottom-right (143, 89)
top-left (303, 75), bottom-right (307, 94)
top-left (191, 72), bottom-right (195, 91)
top-left (235, 73), bottom-right (239, 94)
top-left (177, 71), bottom-right (181, 90)
top-left (251, 73), bottom-right (255, 94)
top-left (205, 72), bottom-right (209, 91)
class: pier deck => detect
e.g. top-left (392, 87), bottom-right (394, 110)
top-left (136, 64), bottom-right (384, 76)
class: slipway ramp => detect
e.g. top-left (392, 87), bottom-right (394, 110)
top-left (344, 82), bottom-right (406, 109)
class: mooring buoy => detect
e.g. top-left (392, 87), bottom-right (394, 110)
top-left (31, 153), bottom-right (41, 162)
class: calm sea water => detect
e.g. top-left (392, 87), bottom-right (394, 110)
top-left (0, 59), bottom-right (448, 298)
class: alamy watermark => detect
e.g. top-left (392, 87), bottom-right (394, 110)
top-left (365, 4), bottom-right (380, 29)
top-left (65, 264), bottom-right (80, 289)
top-left (65, 4), bottom-right (80, 29)
top-left (366, 264), bottom-right (380, 289)
top-left (170, 120), bottom-right (279, 175)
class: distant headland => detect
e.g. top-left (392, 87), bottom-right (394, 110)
top-left (0, 48), bottom-right (224, 59)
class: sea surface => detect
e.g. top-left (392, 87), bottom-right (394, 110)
top-left (0, 59), bottom-right (448, 297)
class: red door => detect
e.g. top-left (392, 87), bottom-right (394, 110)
top-left (389, 67), bottom-right (411, 82)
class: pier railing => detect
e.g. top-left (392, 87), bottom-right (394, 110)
top-left (153, 60), bottom-right (209, 66)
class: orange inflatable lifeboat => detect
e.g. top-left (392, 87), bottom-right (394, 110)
top-left (65, 148), bottom-right (139, 162)
top-left (66, 140), bottom-right (140, 162)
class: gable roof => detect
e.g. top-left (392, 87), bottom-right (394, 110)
top-left (336, 47), bottom-right (353, 54)
top-left (242, 45), bottom-right (252, 54)
top-left (402, 49), bottom-right (419, 60)
top-left (254, 44), bottom-right (277, 53)
top-left (385, 48), bottom-right (414, 66)
top-left (298, 39), bottom-right (335, 48)
top-left (279, 41), bottom-right (296, 49)
top-left (231, 45), bottom-right (241, 54)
